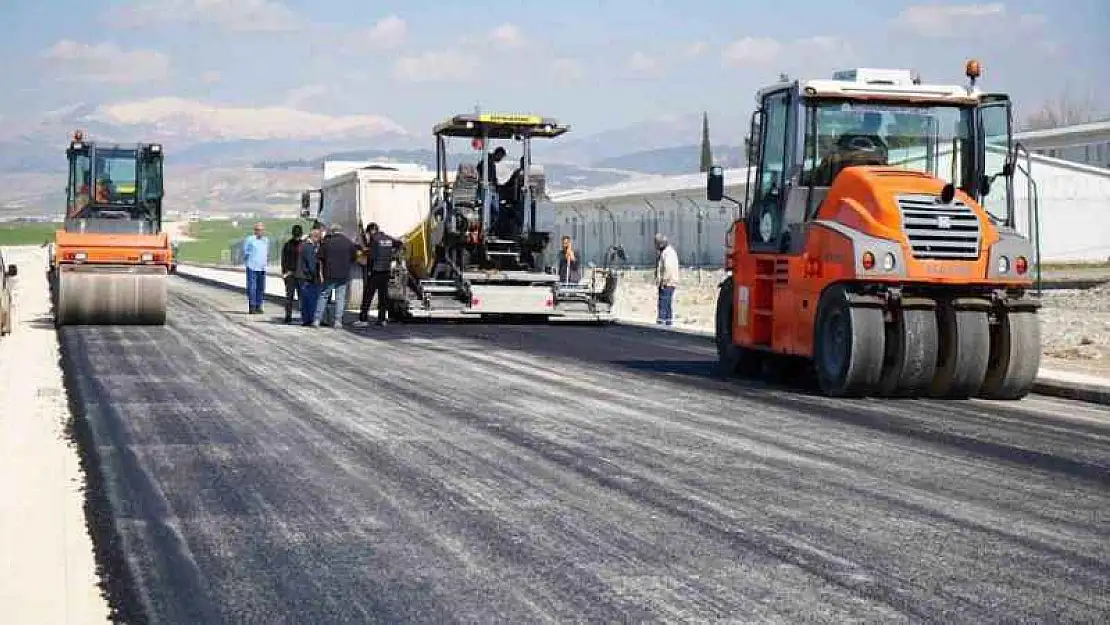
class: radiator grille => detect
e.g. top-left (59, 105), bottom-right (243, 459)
top-left (896, 193), bottom-right (981, 260)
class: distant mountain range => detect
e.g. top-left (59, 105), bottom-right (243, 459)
top-left (0, 105), bottom-right (748, 219)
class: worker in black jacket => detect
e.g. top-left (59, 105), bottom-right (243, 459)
top-left (360, 222), bottom-right (403, 325)
top-left (279, 224), bottom-right (304, 323)
top-left (311, 224), bottom-right (358, 328)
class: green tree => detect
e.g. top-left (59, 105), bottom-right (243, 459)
top-left (699, 112), bottom-right (712, 172)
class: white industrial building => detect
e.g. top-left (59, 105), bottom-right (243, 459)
top-left (551, 140), bottom-right (1110, 267)
top-left (1015, 120), bottom-right (1110, 169)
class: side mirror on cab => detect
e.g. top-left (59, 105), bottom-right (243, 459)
top-left (6, 264), bottom-right (16, 277)
top-left (707, 165), bottom-right (724, 202)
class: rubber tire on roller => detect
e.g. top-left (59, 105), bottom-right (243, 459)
top-left (55, 268), bottom-right (167, 326)
top-left (814, 284), bottom-right (885, 397)
top-left (978, 310), bottom-right (1041, 400)
top-left (715, 277), bottom-right (762, 378)
top-left (929, 303), bottom-right (990, 399)
top-left (876, 305), bottom-right (938, 397)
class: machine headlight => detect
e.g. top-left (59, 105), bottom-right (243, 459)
top-left (74, 252), bottom-right (87, 261)
top-left (141, 252), bottom-right (154, 262)
top-left (882, 252), bottom-right (896, 271)
top-left (997, 255), bottom-right (1010, 274)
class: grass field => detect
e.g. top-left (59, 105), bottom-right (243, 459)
top-left (174, 218), bottom-right (312, 264)
top-left (0, 221), bottom-right (59, 246)
top-left (0, 218), bottom-right (313, 265)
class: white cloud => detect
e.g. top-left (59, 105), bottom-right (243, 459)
top-left (200, 70), bottom-right (222, 83)
top-left (89, 97), bottom-right (406, 141)
top-left (550, 58), bottom-right (584, 86)
top-left (490, 24), bottom-right (523, 48)
top-left (357, 15), bottom-right (407, 49)
top-left (283, 84), bottom-right (327, 108)
top-left (893, 3), bottom-right (1006, 37)
top-left (683, 42), bottom-right (708, 58)
top-left (113, 0), bottom-right (298, 32)
top-left (721, 37), bottom-right (783, 67)
top-left (626, 51), bottom-right (662, 75)
top-left (43, 40), bottom-right (170, 84)
top-left (393, 50), bottom-right (478, 82)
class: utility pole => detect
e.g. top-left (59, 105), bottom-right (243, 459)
top-left (699, 111), bottom-right (712, 173)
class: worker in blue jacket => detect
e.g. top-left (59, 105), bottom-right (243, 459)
top-left (242, 222), bottom-right (270, 314)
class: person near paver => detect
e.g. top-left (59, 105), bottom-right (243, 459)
top-left (654, 233), bottom-right (679, 325)
top-left (557, 235), bottom-right (580, 284)
top-left (359, 222), bottom-right (403, 326)
top-left (312, 224), bottom-right (358, 328)
top-left (242, 222), bottom-right (270, 314)
top-left (296, 226), bottom-right (323, 326)
top-left (280, 224), bottom-right (305, 323)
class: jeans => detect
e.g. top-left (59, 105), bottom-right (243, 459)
top-left (246, 269), bottom-right (266, 311)
top-left (314, 280), bottom-right (349, 326)
top-left (657, 285), bottom-right (675, 325)
top-left (300, 281), bottom-right (320, 325)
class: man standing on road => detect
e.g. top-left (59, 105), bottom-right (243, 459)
top-left (296, 226), bottom-right (323, 326)
top-left (359, 222), bottom-right (403, 326)
top-left (280, 224), bottom-right (305, 323)
top-left (312, 224), bottom-right (358, 328)
top-left (242, 222), bottom-right (270, 314)
top-left (557, 235), bottom-right (580, 284)
top-left (654, 233), bottom-right (679, 326)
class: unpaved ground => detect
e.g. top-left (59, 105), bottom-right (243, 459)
top-left (613, 268), bottom-right (1110, 375)
top-left (0, 247), bottom-right (110, 624)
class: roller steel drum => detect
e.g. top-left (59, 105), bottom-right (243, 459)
top-left (55, 264), bottom-right (168, 326)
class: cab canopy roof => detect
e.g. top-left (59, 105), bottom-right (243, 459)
top-left (756, 67), bottom-right (983, 106)
top-left (432, 113), bottom-right (569, 139)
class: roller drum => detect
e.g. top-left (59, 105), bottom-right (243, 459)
top-left (55, 265), bottom-right (168, 326)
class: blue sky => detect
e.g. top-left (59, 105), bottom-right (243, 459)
top-left (1, 0), bottom-right (1107, 141)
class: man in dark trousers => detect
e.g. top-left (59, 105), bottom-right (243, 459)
top-left (280, 224), bottom-right (305, 323)
top-left (360, 222), bottom-right (403, 326)
top-left (312, 224), bottom-right (358, 328)
top-left (296, 226), bottom-right (323, 325)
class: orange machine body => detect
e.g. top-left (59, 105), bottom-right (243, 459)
top-left (726, 166), bottom-right (1034, 358)
top-left (53, 230), bottom-right (173, 268)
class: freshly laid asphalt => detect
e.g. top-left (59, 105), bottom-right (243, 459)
top-left (59, 275), bottom-right (1110, 624)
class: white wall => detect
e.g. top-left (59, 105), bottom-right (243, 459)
top-left (551, 168), bottom-right (751, 268)
top-left (552, 156), bottom-right (1110, 267)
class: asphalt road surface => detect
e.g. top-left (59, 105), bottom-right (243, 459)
top-left (59, 276), bottom-right (1110, 624)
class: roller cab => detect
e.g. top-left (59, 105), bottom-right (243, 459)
top-left (53, 132), bottom-right (171, 326)
top-left (711, 62), bottom-right (1042, 400)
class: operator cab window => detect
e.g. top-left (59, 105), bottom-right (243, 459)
top-left (748, 88), bottom-right (794, 251)
top-left (799, 101), bottom-right (976, 219)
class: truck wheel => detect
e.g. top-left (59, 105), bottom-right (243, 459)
top-left (929, 303), bottom-right (990, 398)
top-left (876, 304), bottom-right (938, 397)
top-left (813, 284), bottom-right (885, 397)
top-left (978, 310), bottom-right (1040, 400)
top-left (715, 277), bottom-right (760, 377)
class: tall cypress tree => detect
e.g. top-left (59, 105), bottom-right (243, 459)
top-left (699, 111), bottom-right (712, 172)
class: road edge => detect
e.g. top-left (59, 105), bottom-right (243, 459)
top-left (50, 275), bottom-right (152, 624)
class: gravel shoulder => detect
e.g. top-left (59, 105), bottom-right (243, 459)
top-left (0, 247), bottom-right (110, 624)
top-left (614, 267), bottom-right (1110, 376)
top-left (59, 273), bottom-right (1110, 623)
